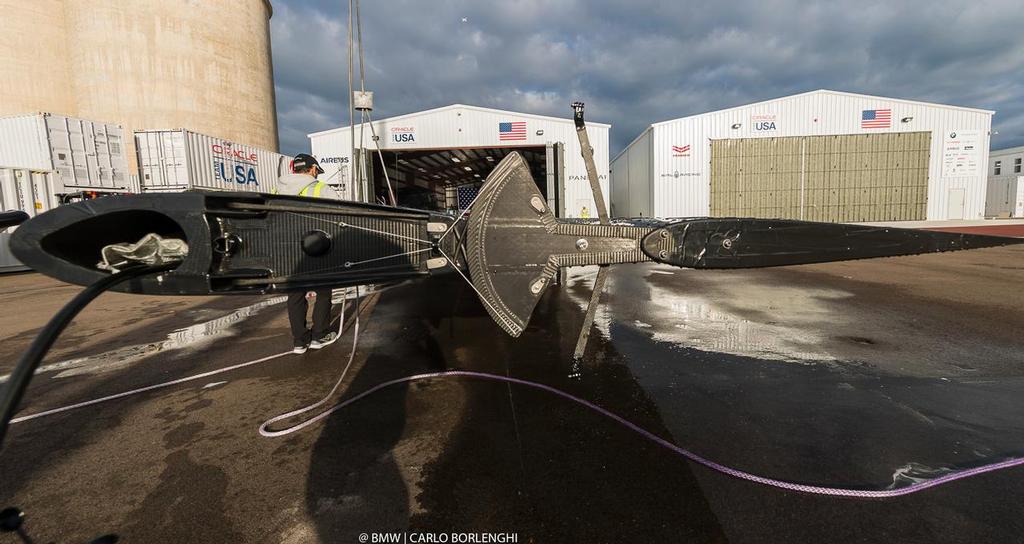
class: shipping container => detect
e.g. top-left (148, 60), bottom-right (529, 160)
top-left (0, 113), bottom-right (130, 193)
top-left (0, 167), bottom-right (61, 272)
top-left (0, 233), bottom-right (20, 273)
top-left (135, 129), bottom-right (289, 193)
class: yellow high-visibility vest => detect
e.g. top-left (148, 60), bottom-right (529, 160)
top-left (299, 181), bottom-right (326, 197)
top-left (273, 180), bottom-right (325, 197)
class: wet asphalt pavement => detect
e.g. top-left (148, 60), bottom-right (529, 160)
top-left (1, 243), bottom-right (1023, 543)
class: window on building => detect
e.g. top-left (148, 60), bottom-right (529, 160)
top-left (1016, 158), bottom-right (1022, 173)
top-left (994, 161), bottom-right (1001, 175)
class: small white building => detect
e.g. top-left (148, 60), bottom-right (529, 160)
top-left (308, 104), bottom-right (610, 218)
top-left (611, 90), bottom-right (993, 222)
top-left (986, 145), bottom-right (1024, 217)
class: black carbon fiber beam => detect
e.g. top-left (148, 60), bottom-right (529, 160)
top-left (640, 218), bottom-right (1024, 268)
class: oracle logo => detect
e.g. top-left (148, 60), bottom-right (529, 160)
top-left (211, 143), bottom-right (258, 163)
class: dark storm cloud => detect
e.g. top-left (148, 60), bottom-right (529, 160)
top-left (270, 0), bottom-right (1024, 156)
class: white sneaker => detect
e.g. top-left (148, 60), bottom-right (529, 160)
top-left (309, 332), bottom-right (339, 350)
top-left (292, 344), bottom-right (309, 354)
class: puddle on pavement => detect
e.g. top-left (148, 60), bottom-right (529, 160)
top-left (0, 296), bottom-right (288, 382)
top-left (565, 265), bottom-right (854, 363)
top-left (0, 287), bottom-right (378, 382)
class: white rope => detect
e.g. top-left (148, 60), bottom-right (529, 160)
top-left (344, 247), bottom-right (432, 268)
top-left (259, 286), bottom-right (362, 437)
top-left (10, 352), bottom-right (290, 423)
top-left (436, 245), bottom-right (508, 323)
top-left (8, 286), bottom-right (392, 426)
top-left (438, 186), bottom-right (485, 244)
top-left (284, 211), bottom-right (433, 246)
top-left (366, 111), bottom-right (397, 206)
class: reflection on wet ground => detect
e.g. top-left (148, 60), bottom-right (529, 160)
top-left (562, 265), bottom-right (1024, 489)
top-left (396, 254), bottom-right (1024, 542)
top-left (3, 245), bottom-right (1024, 542)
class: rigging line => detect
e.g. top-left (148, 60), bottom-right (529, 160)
top-left (283, 212), bottom-right (433, 246)
top-left (437, 186), bottom-right (487, 245)
top-left (356, 0), bottom-right (365, 92)
top-left (358, 112), bottom-right (366, 196)
top-left (437, 245), bottom-right (508, 323)
top-left (504, 357), bottom-right (528, 479)
top-left (344, 247), bottom-right (432, 269)
top-left (365, 110), bottom-right (397, 207)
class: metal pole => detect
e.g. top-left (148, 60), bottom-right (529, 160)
top-left (347, 0), bottom-right (357, 201)
top-left (572, 102), bottom-right (609, 223)
top-left (570, 101), bottom-right (610, 361)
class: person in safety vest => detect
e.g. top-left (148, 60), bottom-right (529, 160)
top-left (278, 153), bottom-right (342, 354)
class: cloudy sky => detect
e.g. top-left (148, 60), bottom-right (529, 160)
top-left (271, 0), bottom-right (1024, 156)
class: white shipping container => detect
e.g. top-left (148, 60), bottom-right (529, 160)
top-left (136, 129), bottom-right (289, 194)
top-left (0, 113), bottom-right (130, 193)
top-left (0, 167), bottom-right (61, 273)
top-left (0, 167), bottom-right (61, 219)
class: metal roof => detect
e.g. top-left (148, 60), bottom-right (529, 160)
top-left (647, 89), bottom-right (994, 129)
top-left (991, 144), bottom-right (1024, 157)
top-left (308, 103), bottom-right (610, 138)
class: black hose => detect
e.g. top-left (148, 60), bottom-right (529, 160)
top-left (0, 264), bottom-right (175, 449)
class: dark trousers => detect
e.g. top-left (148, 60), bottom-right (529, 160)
top-left (287, 289), bottom-right (332, 346)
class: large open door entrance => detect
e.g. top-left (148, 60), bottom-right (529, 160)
top-left (364, 146), bottom-right (557, 213)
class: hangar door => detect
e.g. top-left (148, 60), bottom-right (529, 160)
top-left (710, 132), bottom-right (930, 222)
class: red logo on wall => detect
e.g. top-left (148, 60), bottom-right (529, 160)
top-left (212, 143), bottom-right (258, 164)
top-left (671, 144), bottom-right (691, 157)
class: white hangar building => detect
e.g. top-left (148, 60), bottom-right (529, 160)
top-left (308, 104), bottom-right (610, 218)
top-left (986, 145), bottom-right (1024, 217)
top-left (611, 90), bottom-right (993, 222)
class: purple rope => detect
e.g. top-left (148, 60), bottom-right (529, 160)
top-left (276, 370), bottom-right (1024, 499)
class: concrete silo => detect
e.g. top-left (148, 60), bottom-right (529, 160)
top-left (0, 0), bottom-right (75, 117)
top-left (0, 0), bottom-right (279, 171)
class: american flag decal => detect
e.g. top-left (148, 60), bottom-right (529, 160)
top-left (861, 109), bottom-right (892, 129)
top-left (456, 184), bottom-right (480, 210)
top-left (671, 145), bottom-right (691, 154)
top-left (499, 121), bottom-right (527, 141)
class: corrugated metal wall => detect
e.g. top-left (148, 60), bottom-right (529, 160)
top-left (710, 132), bottom-right (931, 222)
top-left (610, 128), bottom-right (652, 217)
top-left (136, 129), bottom-right (287, 193)
top-left (0, 113), bottom-right (129, 192)
top-left (986, 146), bottom-right (1024, 217)
top-left (0, 167), bottom-right (60, 218)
